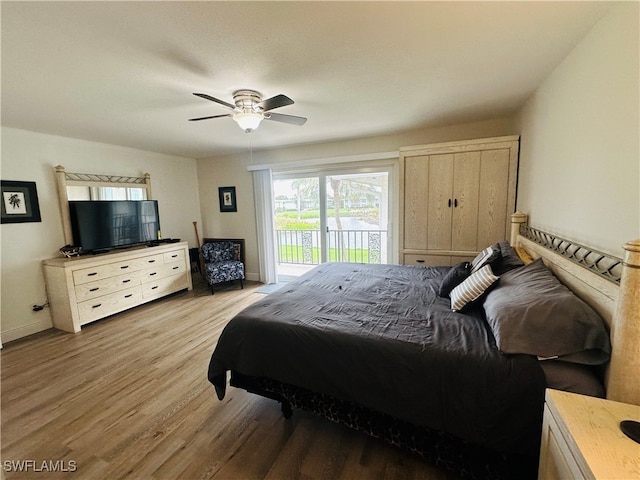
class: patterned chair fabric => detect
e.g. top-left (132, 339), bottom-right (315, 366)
top-left (201, 241), bottom-right (245, 294)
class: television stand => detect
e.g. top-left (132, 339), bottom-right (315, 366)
top-left (43, 241), bottom-right (193, 333)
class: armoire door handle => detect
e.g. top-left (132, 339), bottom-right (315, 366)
top-left (454, 199), bottom-right (458, 207)
top-left (448, 199), bottom-right (452, 208)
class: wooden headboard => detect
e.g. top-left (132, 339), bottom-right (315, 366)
top-left (509, 212), bottom-right (639, 406)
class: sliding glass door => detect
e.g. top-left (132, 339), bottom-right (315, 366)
top-left (325, 172), bottom-right (388, 264)
top-left (274, 168), bottom-right (390, 280)
top-left (273, 175), bottom-right (321, 279)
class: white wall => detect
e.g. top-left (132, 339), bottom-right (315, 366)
top-left (515, 3), bottom-right (639, 257)
top-left (197, 117), bottom-right (516, 278)
top-left (0, 127), bottom-right (200, 342)
top-left (196, 153), bottom-right (260, 280)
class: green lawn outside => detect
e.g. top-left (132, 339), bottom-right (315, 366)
top-left (278, 244), bottom-right (372, 264)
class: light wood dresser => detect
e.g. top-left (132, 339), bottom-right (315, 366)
top-left (43, 241), bottom-right (193, 333)
top-left (538, 389), bottom-right (640, 480)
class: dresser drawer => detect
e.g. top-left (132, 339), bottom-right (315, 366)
top-left (142, 273), bottom-right (188, 299)
top-left (164, 261), bottom-right (187, 276)
top-left (73, 253), bottom-right (166, 284)
top-left (163, 249), bottom-right (185, 263)
top-left (402, 253), bottom-right (476, 267)
top-left (77, 287), bottom-right (143, 325)
top-left (73, 264), bottom-right (112, 285)
top-left (140, 261), bottom-right (187, 283)
top-left (108, 253), bottom-right (164, 275)
top-left (74, 271), bottom-right (142, 302)
top-left (403, 254), bottom-right (451, 267)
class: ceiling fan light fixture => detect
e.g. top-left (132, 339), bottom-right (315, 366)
top-left (191, 89), bottom-right (307, 131)
top-left (233, 111), bottom-right (263, 132)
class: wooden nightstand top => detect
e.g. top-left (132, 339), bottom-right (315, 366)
top-left (545, 389), bottom-right (640, 480)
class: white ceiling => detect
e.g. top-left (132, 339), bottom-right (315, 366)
top-left (1, 1), bottom-right (613, 159)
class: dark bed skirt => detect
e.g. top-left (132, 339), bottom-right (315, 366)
top-left (230, 372), bottom-right (539, 480)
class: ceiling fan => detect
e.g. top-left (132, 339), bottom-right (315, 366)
top-left (189, 89), bottom-right (307, 132)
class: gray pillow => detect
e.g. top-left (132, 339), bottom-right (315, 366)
top-left (483, 258), bottom-right (611, 364)
top-left (493, 241), bottom-right (525, 275)
top-left (438, 261), bottom-right (471, 297)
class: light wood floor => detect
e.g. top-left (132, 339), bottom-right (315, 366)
top-left (1, 277), bottom-right (457, 480)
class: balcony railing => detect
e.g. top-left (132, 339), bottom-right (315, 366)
top-left (276, 229), bottom-right (386, 265)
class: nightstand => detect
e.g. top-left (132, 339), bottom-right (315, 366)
top-left (538, 389), bottom-right (640, 480)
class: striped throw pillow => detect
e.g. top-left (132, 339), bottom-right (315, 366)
top-left (471, 245), bottom-right (500, 273)
top-left (450, 264), bottom-right (499, 311)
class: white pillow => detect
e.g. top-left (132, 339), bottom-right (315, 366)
top-left (450, 264), bottom-right (499, 311)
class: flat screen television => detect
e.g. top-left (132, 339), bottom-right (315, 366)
top-left (69, 200), bottom-right (161, 253)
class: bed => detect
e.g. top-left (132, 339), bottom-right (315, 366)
top-left (207, 213), bottom-right (639, 479)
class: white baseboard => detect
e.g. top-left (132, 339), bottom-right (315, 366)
top-left (245, 272), bottom-right (259, 282)
top-left (1, 319), bottom-right (52, 344)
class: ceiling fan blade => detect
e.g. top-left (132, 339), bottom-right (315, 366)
top-left (188, 113), bottom-right (232, 121)
top-left (259, 94), bottom-right (294, 112)
top-left (264, 112), bottom-right (307, 126)
top-left (193, 93), bottom-right (235, 110)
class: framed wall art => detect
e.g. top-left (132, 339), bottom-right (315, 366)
top-left (1, 180), bottom-right (42, 224)
top-left (218, 186), bottom-right (237, 212)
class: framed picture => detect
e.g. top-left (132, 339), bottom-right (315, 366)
top-left (1, 180), bottom-right (42, 224)
top-left (218, 186), bottom-right (237, 212)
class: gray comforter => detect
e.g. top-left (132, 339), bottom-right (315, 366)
top-left (208, 262), bottom-right (545, 454)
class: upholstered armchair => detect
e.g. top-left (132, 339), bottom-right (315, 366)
top-left (201, 240), bottom-right (245, 294)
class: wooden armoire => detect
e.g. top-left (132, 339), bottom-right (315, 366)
top-left (399, 135), bottom-right (519, 266)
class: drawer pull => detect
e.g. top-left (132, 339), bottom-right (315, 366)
top-left (120, 265), bottom-right (129, 269)
top-left (172, 266), bottom-right (179, 270)
top-left (148, 259), bottom-right (156, 263)
top-left (171, 254), bottom-right (178, 258)
top-left (87, 272), bottom-right (98, 277)
top-left (151, 286), bottom-right (158, 290)
top-left (124, 294), bottom-right (133, 298)
top-left (149, 272), bottom-right (157, 276)
top-left (416, 260), bottom-right (425, 263)
top-left (122, 279), bottom-right (131, 283)
top-left (92, 303), bottom-right (102, 309)
top-left (89, 287), bottom-right (100, 292)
